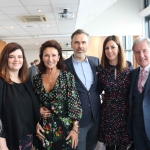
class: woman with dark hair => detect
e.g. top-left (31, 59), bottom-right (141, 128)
top-left (33, 40), bottom-right (82, 150)
top-left (0, 42), bottom-right (40, 150)
top-left (97, 36), bottom-right (133, 150)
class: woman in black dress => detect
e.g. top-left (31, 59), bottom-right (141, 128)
top-left (0, 42), bottom-right (40, 150)
top-left (97, 35), bottom-right (133, 150)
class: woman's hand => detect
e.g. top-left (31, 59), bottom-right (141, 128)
top-left (36, 122), bottom-right (45, 141)
top-left (65, 127), bottom-right (78, 149)
top-left (40, 107), bottom-right (51, 119)
top-left (0, 137), bottom-right (9, 150)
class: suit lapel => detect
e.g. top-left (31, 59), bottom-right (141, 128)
top-left (67, 56), bottom-right (87, 90)
top-left (88, 56), bottom-right (96, 83)
top-left (144, 72), bottom-right (150, 96)
top-left (129, 68), bottom-right (139, 106)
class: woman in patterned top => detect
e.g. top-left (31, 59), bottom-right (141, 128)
top-left (33, 40), bottom-right (82, 150)
top-left (97, 35), bottom-right (133, 150)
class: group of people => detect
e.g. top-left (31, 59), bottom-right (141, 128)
top-left (0, 29), bottom-right (149, 150)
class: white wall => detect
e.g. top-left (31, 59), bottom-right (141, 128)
top-left (83, 0), bottom-right (144, 36)
top-left (24, 50), bottom-right (39, 67)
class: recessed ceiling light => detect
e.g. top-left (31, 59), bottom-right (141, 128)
top-left (36, 43), bottom-right (39, 45)
top-left (47, 25), bottom-right (49, 27)
top-left (10, 26), bottom-right (13, 29)
top-left (38, 9), bottom-right (42, 12)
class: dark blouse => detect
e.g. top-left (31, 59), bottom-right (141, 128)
top-left (0, 77), bottom-right (40, 150)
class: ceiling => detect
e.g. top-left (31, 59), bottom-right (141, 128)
top-left (0, 0), bottom-right (119, 51)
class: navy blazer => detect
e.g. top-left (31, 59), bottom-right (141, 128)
top-left (129, 67), bottom-right (150, 140)
top-left (64, 56), bottom-right (101, 128)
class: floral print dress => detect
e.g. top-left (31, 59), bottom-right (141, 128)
top-left (97, 62), bottom-right (133, 146)
top-left (33, 70), bottom-right (82, 150)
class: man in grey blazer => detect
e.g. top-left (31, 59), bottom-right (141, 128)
top-left (128, 37), bottom-right (150, 150)
top-left (29, 59), bottom-right (39, 82)
top-left (64, 29), bottom-right (101, 150)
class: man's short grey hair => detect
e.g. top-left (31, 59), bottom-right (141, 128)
top-left (132, 37), bottom-right (150, 51)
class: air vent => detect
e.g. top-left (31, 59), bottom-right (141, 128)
top-left (18, 15), bottom-right (47, 22)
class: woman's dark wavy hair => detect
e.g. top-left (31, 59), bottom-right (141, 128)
top-left (0, 42), bottom-right (29, 84)
top-left (101, 35), bottom-right (127, 72)
top-left (38, 40), bottom-right (65, 73)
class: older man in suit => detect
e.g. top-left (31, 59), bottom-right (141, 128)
top-left (129, 37), bottom-right (150, 150)
top-left (64, 29), bottom-right (101, 150)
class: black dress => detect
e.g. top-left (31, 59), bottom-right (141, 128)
top-left (0, 77), bottom-right (40, 150)
top-left (97, 62), bottom-right (133, 146)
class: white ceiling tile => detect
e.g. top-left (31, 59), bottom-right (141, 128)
top-left (14, 33), bottom-right (31, 36)
top-left (59, 29), bottom-right (74, 34)
top-left (0, 0), bottom-right (141, 52)
top-left (0, 11), bottom-right (4, 14)
top-left (58, 26), bottom-right (75, 31)
top-left (11, 39), bottom-right (31, 45)
top-left (37, 23), bottom-right (57, 28)
top-left (0, 31), bottom-right (16, 35)
top-left (28, 31), bottom-right (44, 36)
top-left (40, 19), bottom-right (56, 24)
top-left (25, 6), bottom-right (53, 14)
top-left (0, 15), bottom-right (12, 21)
top-left (56, 19), bottom-right (76, 23)
top-left (0, 0), bottom-right (22, 7)
top-left (43, 30), bottom-right (59, 34)
top-left (20, 0), bottom-right (50, 6)
top-left (57, 22), bottom-right (75, 28)
top-left (52, 4), bottom-right (78, 12)
top-left (41, 27), bottom-right (58, 32)
top-left (25, 28), bottom-right (43, 32)
top-left (2, 24), bottom-right (22, 29)
top-left (50, 0), bottom-right (79, 5)
top-left (9, 28), bottom-right (26, 33)
top-left (45, 13), bottom-right (55, 19)
top-left (19, 24), bottom-right (39, 29)
top-left (0, 7), bottom-right (28, 14)
top-left (0, 20), bottom-right (17, 25)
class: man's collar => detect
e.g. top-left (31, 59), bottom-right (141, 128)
top-left (140, 64), bottom-right (150, 73)
top-left (72, 55), bottom-right (88, 64)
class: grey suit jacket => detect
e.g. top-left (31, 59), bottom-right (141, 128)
top-left (29, 65), bottom-right (38, 82)
top-left (129, 67), bottom-right (150, 140)
top-left (64, 56), bottom-right (101, 128)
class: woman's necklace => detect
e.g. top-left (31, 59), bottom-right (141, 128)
top-left (46, 69), bottom-right (57, 83)
top-left (49, 75), bottom-right (55, 83)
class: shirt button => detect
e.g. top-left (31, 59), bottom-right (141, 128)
top-left (88, 104), bottom-right (90, 106)
top-left (88, 92), bottom-right (90, 95)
